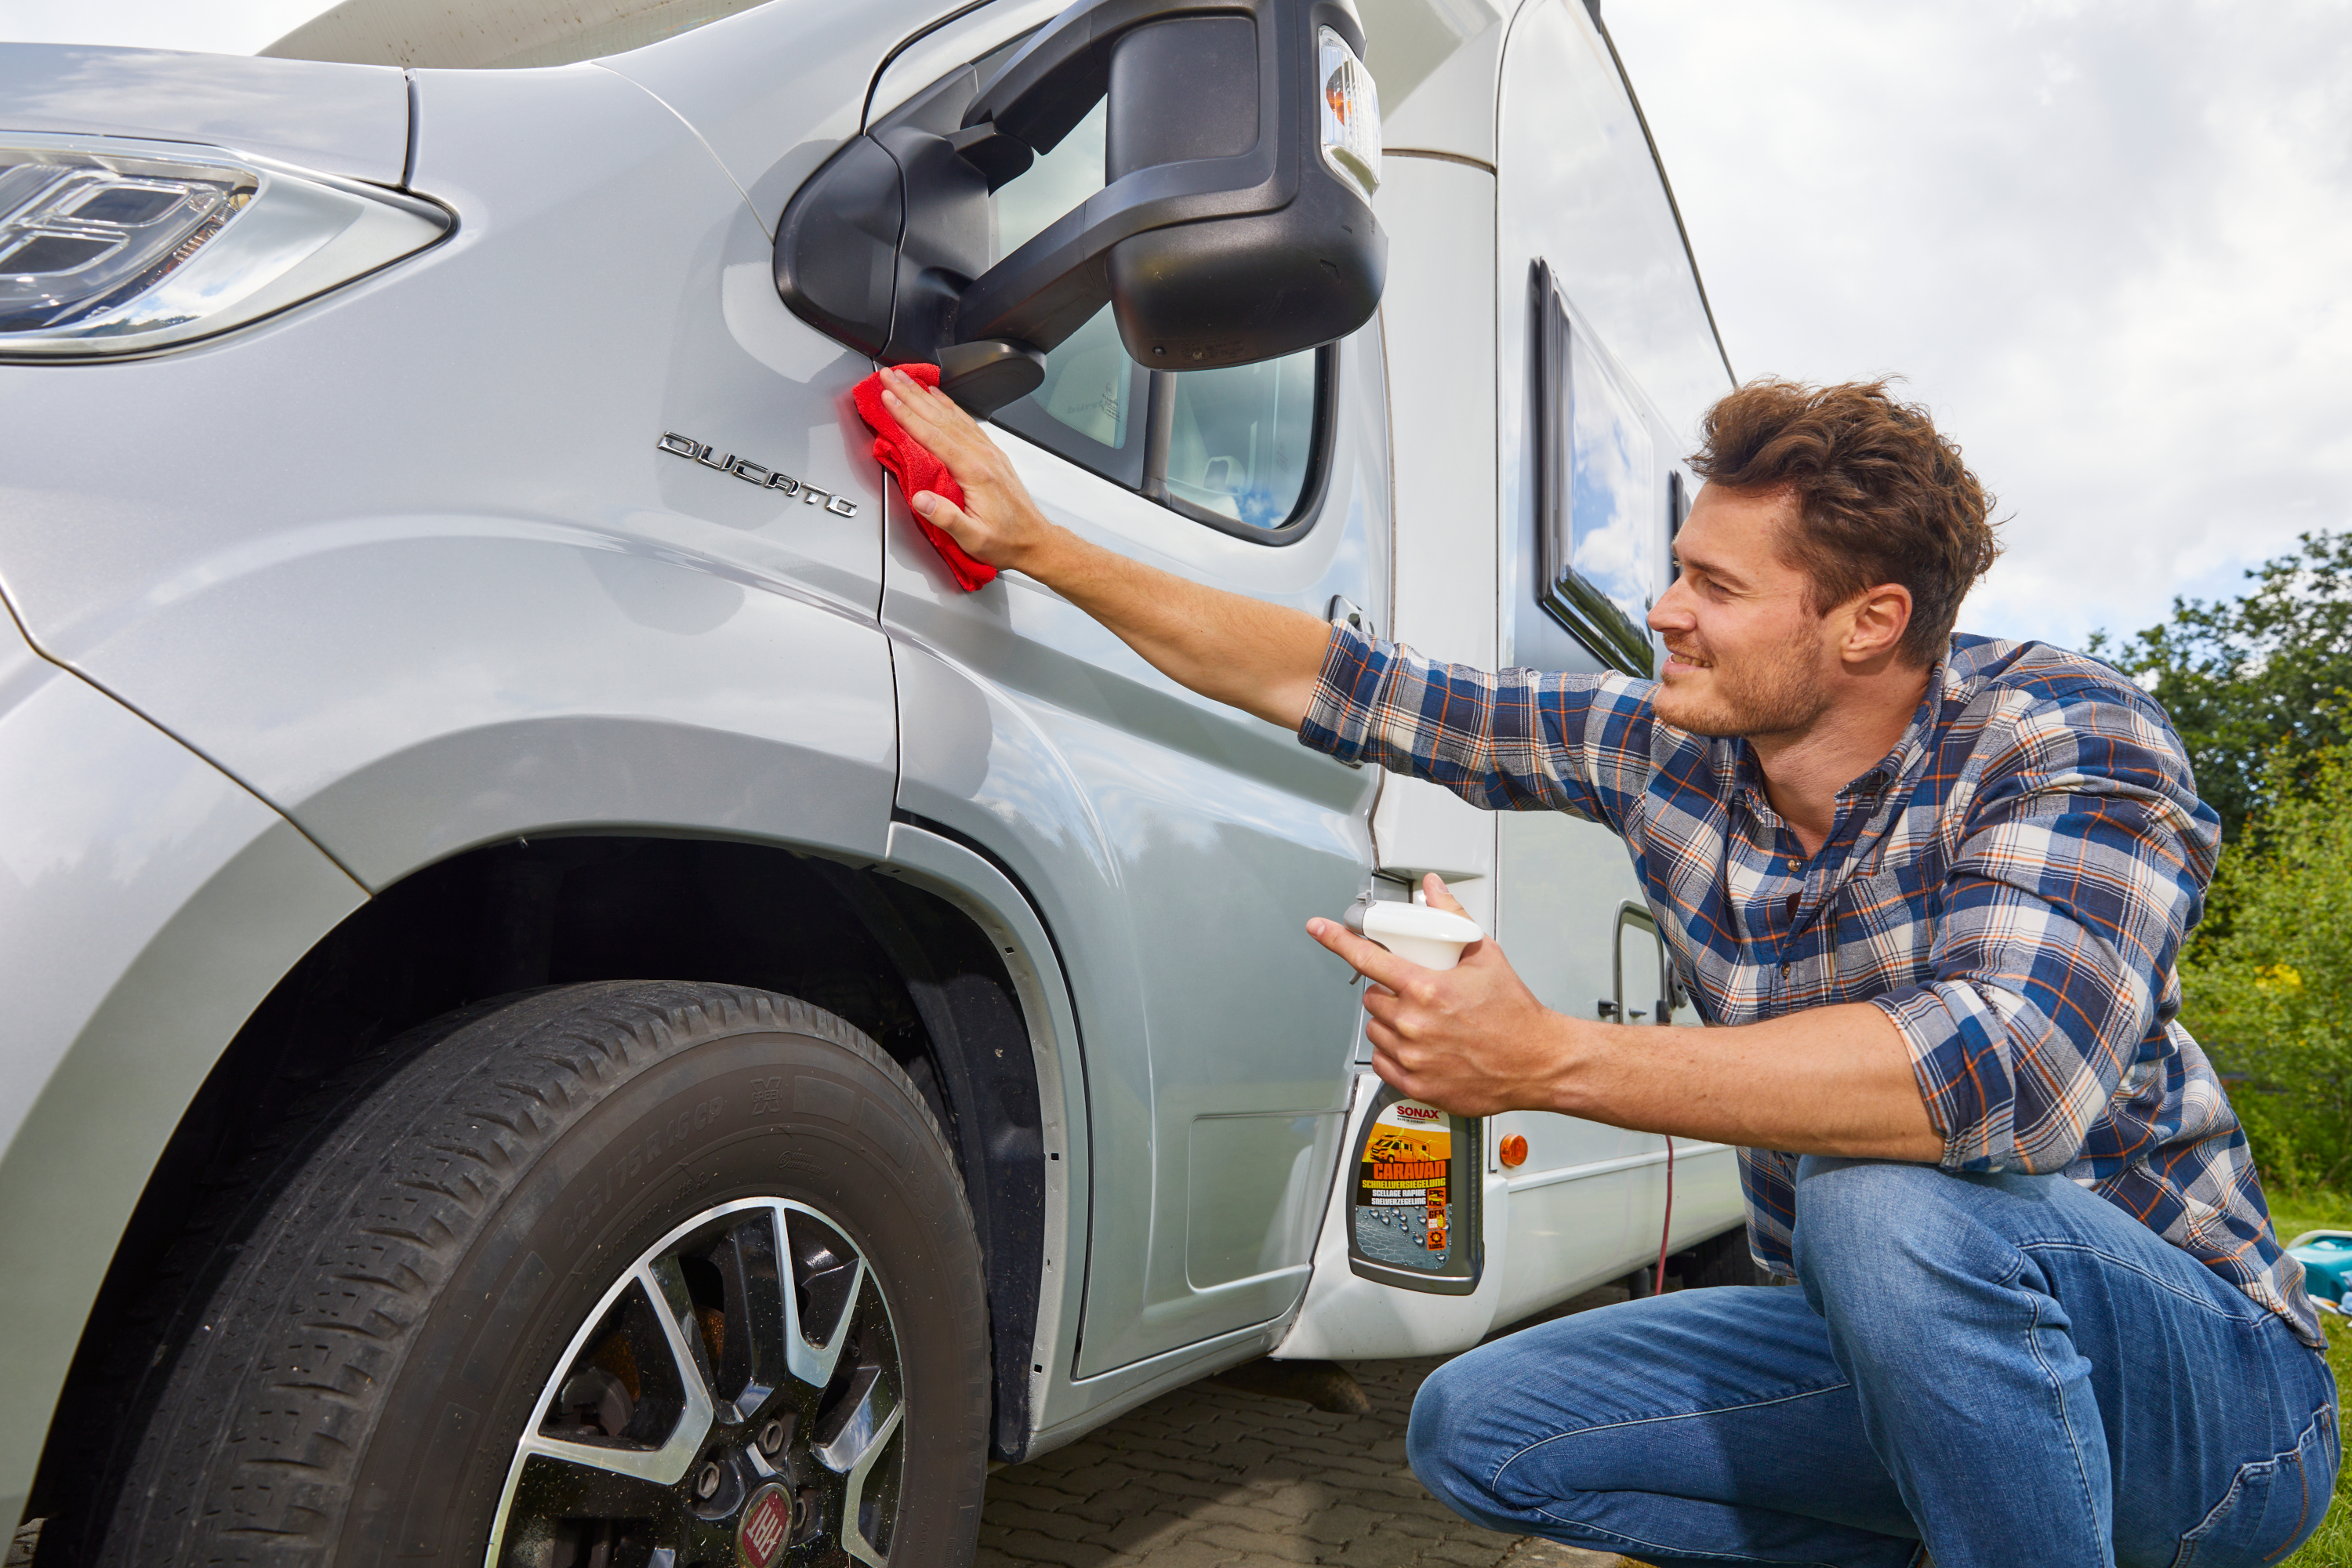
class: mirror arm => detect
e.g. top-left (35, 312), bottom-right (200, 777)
top-left (949, 148), bottom-right (1282, 355)
top-left (944, 122), bottom-right (1034, 192)
top-left (964, 0), bottom-right (1237, 153)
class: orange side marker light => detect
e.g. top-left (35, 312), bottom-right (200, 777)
top-left (1499, 1133), bottom-right (1529, 1168)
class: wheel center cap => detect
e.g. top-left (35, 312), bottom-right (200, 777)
top-left (736, 1481), bottom-right (793, 1568)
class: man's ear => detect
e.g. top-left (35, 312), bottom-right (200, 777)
top-left (1843, 583), bottom-right (1914, 668)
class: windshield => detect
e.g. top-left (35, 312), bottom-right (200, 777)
top-left (260, 0), bottom-right (768, 67)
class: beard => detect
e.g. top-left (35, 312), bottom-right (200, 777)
top-left (1653, 623), bottom-right (1834, 740)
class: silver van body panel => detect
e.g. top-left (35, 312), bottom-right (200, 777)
top-left (0, 611), bottom-right (365, 1521)
top-left (1363, 0), bottom-right (1512, 167)
top-left (888, 325), bottom-right (1392, 1377)
top-left (0, 62), bottom-right (898, 886)
top-left (596, 0), bottom-right (965, 231)
top-left (0, 44), bottom-right (410, 185)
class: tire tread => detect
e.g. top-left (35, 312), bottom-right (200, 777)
top-left (71, 982), bottom-right (976, 1568)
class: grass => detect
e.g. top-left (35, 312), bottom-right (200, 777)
top-left (2271, 1194), bottom-right (2351, 1565)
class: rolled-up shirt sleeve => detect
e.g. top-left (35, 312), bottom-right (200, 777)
top-left (1298, 624), bottom-right (1659, 832)
top-left (1872, 695), bottom-right (2222, 1174)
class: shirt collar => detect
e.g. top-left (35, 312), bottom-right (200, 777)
top-left (1867, 652), bottom-right (1955, 800)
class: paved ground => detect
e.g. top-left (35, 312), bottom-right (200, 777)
top-left (975, 1293), bottom-right (1631, 1568)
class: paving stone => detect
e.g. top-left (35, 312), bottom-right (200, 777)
top-left (1187, 1524), bottom-right (1319, 1562)
top-left (986, 1503), bottom-right (1104, 1543)
top-left (1424, 1534), bottom-right (1524, 1566)
top-left (1078, 1535), bottom-right (1237, 1568)
top-left (1184, 1501), bottom-right (1313, 1536)
top-left (990, 1527), bottom-right (1121, 1568)
top-left (1501, 1543), bottom-right (1627, 1568)
top-left (1092, 1510), bottom-right (1210, 1554)
top-left (980, 1303), bottom-right (1626, 1567)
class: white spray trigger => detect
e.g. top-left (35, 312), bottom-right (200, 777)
top-left (1358, 901), bottom-right (1483, 971)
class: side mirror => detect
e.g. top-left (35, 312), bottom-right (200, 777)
top-left (775, 0), bottom-right (1385, 415)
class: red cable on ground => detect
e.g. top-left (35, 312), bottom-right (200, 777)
top-left (1655, 1135), bottom-right (1675, 1294)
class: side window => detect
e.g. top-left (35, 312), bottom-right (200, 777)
top-left (1533, 260), bottom-right (1659, 676)
top-left (1158, 352), bottom-right (1320, 528)
top-left (984, 100), bottom-right (1329, 539)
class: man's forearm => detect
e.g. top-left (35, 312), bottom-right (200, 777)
top-left (1546, 1002), bottom-right (1944, 1161)
top-left (1014, 523), bottom-right (1334, 731)
top-left (1319, 888), bottom-right (1947, 1161)
top-left (877, 367), bottom-right (1336, 731)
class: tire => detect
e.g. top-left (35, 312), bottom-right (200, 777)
top-left (72, 981), bottom-right (990, 1568)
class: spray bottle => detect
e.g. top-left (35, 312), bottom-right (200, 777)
top-left (1340, 892), bottom-right (1486, 1295)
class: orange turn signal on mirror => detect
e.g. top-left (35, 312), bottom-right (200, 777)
top-left (1499, 1134), bottom-right (1529, 1168)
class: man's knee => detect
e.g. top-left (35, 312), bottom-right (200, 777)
top-left (1797, 1152), bottom-right (1985, 1298)
top-left (1791, 1156), bottom-right (2038, 1357)
top-left (1407, 1356), bottom-right (1485, 1510)
top-left (1406, 1351), bottom-right (1525, 1530)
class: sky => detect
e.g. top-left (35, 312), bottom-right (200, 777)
top-left (8, 0), bottom-right (2348, 649)
top-left (1602, 2), bottom-right (2352, 649)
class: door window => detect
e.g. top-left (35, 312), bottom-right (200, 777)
top-left (1159, 350), bottom-right (1319, 528)
top-left (984, 96), bottom-right (1330, 539)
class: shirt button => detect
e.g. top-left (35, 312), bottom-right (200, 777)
top-left (1779, 962), bottom-right (1791, 977)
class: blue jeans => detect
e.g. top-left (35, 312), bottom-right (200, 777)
top-left (1410, 1158), bottom-right (2338, 1566)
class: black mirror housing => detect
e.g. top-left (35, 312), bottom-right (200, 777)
top-left (964, 0), bottom-right (1384, 372)
top-left (774, 0), bottom-right (1385, 412)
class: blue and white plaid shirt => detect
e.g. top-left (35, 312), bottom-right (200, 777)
top-left (1302, 626), bottom-right (2321, 1348)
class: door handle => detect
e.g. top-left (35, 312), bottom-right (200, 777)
top-left (1327, 594), bottom-right (1376, 640)
top-left (1611, 902), bottom-right (1675, 1027)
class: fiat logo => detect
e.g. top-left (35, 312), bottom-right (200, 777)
top-left (737, 1482), bottom-right (793, 1568)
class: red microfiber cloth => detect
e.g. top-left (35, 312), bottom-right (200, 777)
top-left (852, 364), bottom-right (998, 593)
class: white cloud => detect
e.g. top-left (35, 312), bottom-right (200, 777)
top-left (1606, 0), bottom-right (2352, 650)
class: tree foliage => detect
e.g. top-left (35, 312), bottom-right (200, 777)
top-left (2092, 531), bottom-right (2352, 842)
top-left (2180, 747), bottom-right (2352, 1194)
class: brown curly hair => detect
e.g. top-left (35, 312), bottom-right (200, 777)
top-left (1690, 379), bottom-right (2001, 666)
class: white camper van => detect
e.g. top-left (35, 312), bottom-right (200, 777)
top-left (0, 0), bottom-right (1744, 1560)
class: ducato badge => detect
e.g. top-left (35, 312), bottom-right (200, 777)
top-left (659, 432), bottom-right (858, 517)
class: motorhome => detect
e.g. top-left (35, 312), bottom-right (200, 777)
top-left (0, 0), bottom-right (1746, 1559)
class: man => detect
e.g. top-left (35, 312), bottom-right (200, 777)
top-left (877, 369), bottom-right (2335, 1567)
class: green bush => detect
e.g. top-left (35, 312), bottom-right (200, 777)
top-left (2182, 748), bottom-right (2352, 1194)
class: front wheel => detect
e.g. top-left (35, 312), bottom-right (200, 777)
top-left (78, 982), bottom-right (991, 1568)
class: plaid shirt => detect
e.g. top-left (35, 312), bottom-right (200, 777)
top-left (1302, 626), bottom-right (2321, 1348)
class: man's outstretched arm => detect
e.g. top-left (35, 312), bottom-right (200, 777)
top-left (880, 367), bottom-right (1334, 731)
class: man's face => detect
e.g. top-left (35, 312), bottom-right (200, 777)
top-left (1647, 484), bottom-right (1844, 739)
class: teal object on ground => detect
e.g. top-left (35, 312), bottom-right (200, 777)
top-left (2287, 1231), bottom-right (2352, 1304)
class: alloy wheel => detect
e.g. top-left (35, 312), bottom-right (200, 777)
top-left (485, 1197), bottom-right (905, 1568)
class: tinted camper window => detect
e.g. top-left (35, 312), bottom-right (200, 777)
top-left (1532, 262), bottom-right (1657, 677)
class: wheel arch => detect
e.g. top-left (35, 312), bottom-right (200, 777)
top-left (31, 823), bottom-right (1072, 1544)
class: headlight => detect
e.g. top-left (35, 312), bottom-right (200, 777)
top-left (1317, 25), bottom-right (1381, 203)
top-left (0, 133), bottom-right (450, 360)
